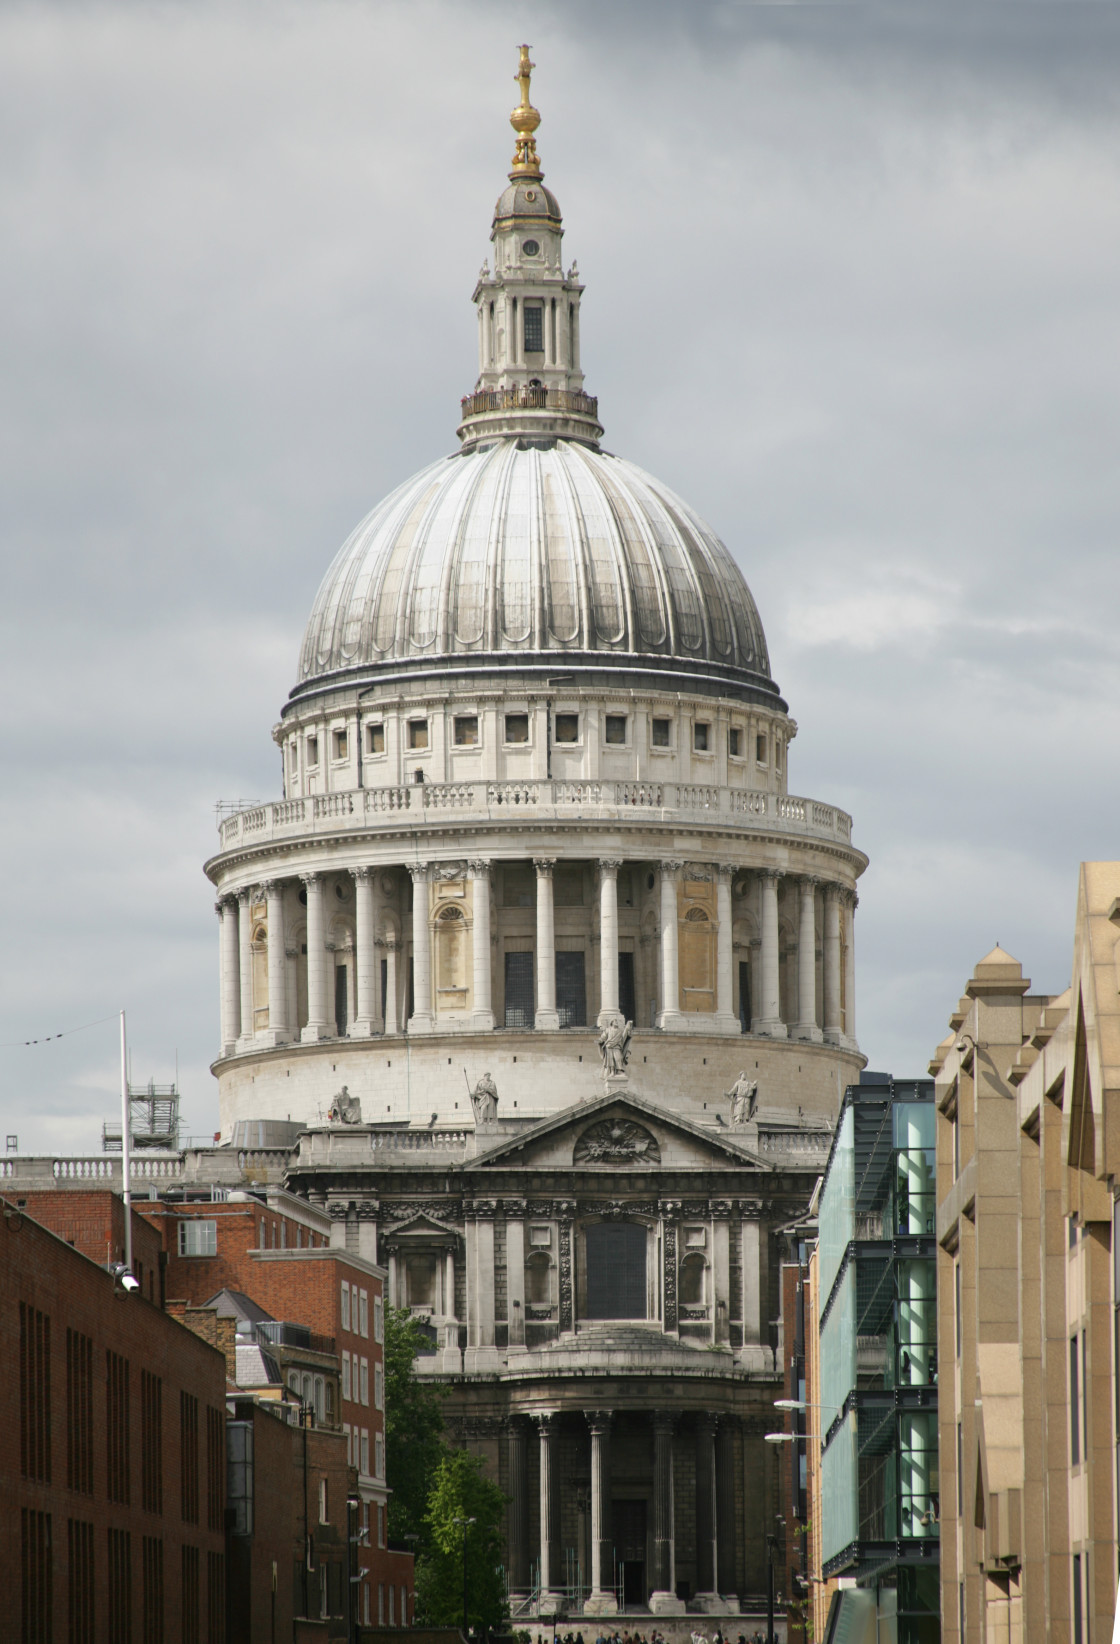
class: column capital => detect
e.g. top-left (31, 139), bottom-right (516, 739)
top-left (215, 897), bottom-right (232, 916)
top-left (532, 1410), bottom-right (561, 1435)
top-left (716, 863), bottom-right (736, 883)
top-left (260, 878), bottom-right (281, 896)
top-left (695, 1411), bottom-right (719, 1437)
top-left (757, 867), bottom-right (781, 886)
top-left (823, 878), bottom-right (842, 902)
top-left (597, 857), bottom-right (622, 876)
top-left (840, 886), bottom-right (858, 910)
top-left (659, 858), bottom-right (683, 875)
top-left (533, 857), bottom-right (557, 877)
top-left (353, 865), bottom-right (374, 885)
top-left (408, 862), bottom-right (431, 883)
top-left (237, 885), bottom-right (252, 904)
top-left (800, 873), bottom-right (821, 891)
top-left (467, 859), bottom-right (491, 877)
top-left (652, 1411), bottom-right (677, 1436)
top-left (300, 871), bottom-right (321, 889)
top-left (585, 1410), bottom-right (613, 1437)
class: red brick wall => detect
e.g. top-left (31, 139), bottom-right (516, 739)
top-left (16, 1189), bottom-right (165, 1304)
top-left (1, 1197), bottom-right (227, 1644)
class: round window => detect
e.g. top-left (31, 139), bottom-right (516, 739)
top-left (522, 238), bottom-right (540, 256)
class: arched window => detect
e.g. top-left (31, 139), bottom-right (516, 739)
top-left (680, 905), bottom-right (715, 1012)
top-left (434, 903), bottom-right (469, 1015)
top-left (525, 1252), bottom-right (553, 1306)
top-left (314, 1376), bottom-right (325, 1420)
top-left (585, 1222), bottom-right (646, 1320)
top-left (679, 1253), bottom-right (707, 1307)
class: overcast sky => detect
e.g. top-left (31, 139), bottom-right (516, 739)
top-left (3, 0), bottom-right (1119, 1153)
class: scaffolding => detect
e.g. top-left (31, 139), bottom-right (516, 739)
top-left (102, 1080), bottom-right (181, 1152)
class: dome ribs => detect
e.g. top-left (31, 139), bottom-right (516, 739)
top-left (294, 439), bottom-right (777, 699)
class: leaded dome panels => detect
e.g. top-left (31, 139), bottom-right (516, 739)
top-left (296, 438), bottom-right (776, 702)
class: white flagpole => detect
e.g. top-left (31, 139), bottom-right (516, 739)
top-left (120, 1009), bottom-right (133, 1274)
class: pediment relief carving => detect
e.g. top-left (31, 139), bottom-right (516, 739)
top-left (573, 1118), bottom-right (660, 1167)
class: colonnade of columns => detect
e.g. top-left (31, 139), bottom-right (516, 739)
top-left (216, 858), bottom-right (857, 1055)
top-left (506, 1409), bottom-right (740, 1615)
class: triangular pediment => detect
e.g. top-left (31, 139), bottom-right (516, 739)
top-left (381, 1210), bottom-right (460, 1243)
top-left (465, 1090), bottom-right (773, 1174)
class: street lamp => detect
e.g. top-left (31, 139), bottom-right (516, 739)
top-left (451, 1514), bottom-right (476, 1638)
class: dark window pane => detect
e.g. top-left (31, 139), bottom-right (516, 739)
top-left (738, 960), bottom-right (751, 1032)
top-left (335, 967), bottom-right (348, 1037)
top-left (618, 953), bottom-right (636, 1024)
top-left (585, 1223), bottom-right (646, 1320)
top-left (503, 865), bottom-right (534, 908)
top-left (694, 723), bottom-right (709, 751)
top-left (524, 306), bottom-right (544, 352)
top-left (505, 713), bottom-right (530, 744)
top-left (556, 952), bottom-right (586, 1028)
top-left (555, 713), bottom-right (579, 744)
top-left (651, 718), bottom-right (670, 748)
top-left (605, 715), bottom-right (626, 745)
top-left (504, 953), bottom-right (534, 1028)
top-left (454, 716), bottom-right (478, 746)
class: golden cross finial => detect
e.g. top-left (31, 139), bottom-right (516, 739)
top-left (509, 44), bottom-right (543, 179)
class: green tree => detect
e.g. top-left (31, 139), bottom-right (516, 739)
top-left (384, 1304), bottom-right (447, 1548)
top-left (415, 1448), bottom-right (509, 1633)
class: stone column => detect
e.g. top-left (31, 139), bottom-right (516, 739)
top-left (463, 1202), bottom-right (500, 1373)
top-left (585, 1412), bottom-right (617, 1615)
top-left (262, 880), bottom-right (289, 1045)
top-left (301, 873), bottom-right (330, 1041)
top-left (712, 1206), bottom-right (731, 1345)
top-left (508, 1418), bottom-right (530, 1594)
top-left (469, 860), bottom-right (495, 1030)
top-left (756, 869), bottom-right (787, 1039)
top-left (381, 938), bottom-right (399, 1036)
top-left (716, 1418), bottom-right (738, 1601)
top-left (534, 859), bottom-right (560, 1030)
top-left (823, 883), bottom-right (843, 1044)
top-left (649, 1414), bottom-right (684, 1614)
top-left (694, 1414), bottom-right (719, 1608)
top-left (597, 859), bottom-right (621, 1025)
top-left (218, 898), bottom-right (240, 1055)
top-left (408, 863), bottom-right (434, 1033)
top-left (843, 889), bottom-right (858, 1049)
top-left (739, 1216), bottom-right (767, 1372)
top-left (353, 867), bottom-right (377, 1036)
top-left (536, 1413), bottom-right (563, 1612)
top-left (715, 864), bottom-right (738, 1034)
top-left (506, 1208), bottom-right (526, 1348)
top-left (237, 889), bottom-right (254, 1048)
top-left (439, 1247), bottom-right (461, 1373)
top-left (658, 860), bottom-right (683, 1031)
top-left (794, 876), bottom-right (822, 1043)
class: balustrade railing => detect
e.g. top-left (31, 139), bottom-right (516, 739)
top-left (215, 781), bottom-right (856, 852)
top-left (459, 385), bottom-right (600, 420)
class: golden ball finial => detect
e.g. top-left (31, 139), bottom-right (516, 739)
top-left (509, 44), bottom-right (543, 179)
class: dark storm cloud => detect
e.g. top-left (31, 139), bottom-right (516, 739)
top-left (2, 0), bottom-right (1118, 1144)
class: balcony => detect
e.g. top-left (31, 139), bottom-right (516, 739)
top-left (214, 781), bottom-right (855, 856)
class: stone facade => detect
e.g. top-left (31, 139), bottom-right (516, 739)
top-left (930, 871), bottom-right (1120, 1643)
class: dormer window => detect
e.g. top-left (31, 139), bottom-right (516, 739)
top-left (523, 304), bottom-right (544, 353)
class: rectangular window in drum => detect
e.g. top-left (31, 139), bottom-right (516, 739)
top-left (367, 723), bottom-right (385, 755)
top-left (554, 713), bottom-right (579, 743)
top-left (453, 716), bottom-right (478, 746)
top-left (523, 305), bottom-right (544, 353)
top-left (693, 722), bottom-right (710, 752)
top-left (505, 712), bottom-right (529, 744)
top-left (604, 714), bottom-right (627, 745)
top-left (618, 952), bottom-right (636, 1025)
top-left (504, 952), bottom-right (535, 1028)
top-left (407, 719), bottom-right (428, 750)
top-left (556, 951), bottom-right (586, 1028)
top-left (651, 718), bottom-right (671, 748)
top-left (728, 727), bottom-right (741, 757)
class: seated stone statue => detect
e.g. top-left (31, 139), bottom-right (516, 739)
top-left (327, 1085), bottom-right (362, 1125)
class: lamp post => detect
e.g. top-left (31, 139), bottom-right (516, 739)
top-left (452, 1514), bottom-right (476, 1639)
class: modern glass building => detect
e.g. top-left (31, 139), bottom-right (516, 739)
top-left (817, 1072), bottom-right (940, 1643)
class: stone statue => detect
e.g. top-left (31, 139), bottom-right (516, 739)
top-left (468, 1071), bottom-right (499, 1125)
top-left (726, 1072), bottom-right (758, 1126)
top-left (327, 1085), bottom-right (362, 1125)
top-left (597, 1014), bottom-right (633, 1078)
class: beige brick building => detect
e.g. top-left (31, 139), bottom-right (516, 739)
top-left (931, 865), bottom-right (1120, 1642)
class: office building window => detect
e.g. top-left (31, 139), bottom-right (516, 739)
top-left (141, 1536), bottom-right (164, 1644)
top-left (22, 1508), bottom-right (53, 1644)
top-left (20, 1303), bottom-right (51, 1484)
top-left (177, 1220), bottom-right (217, 1257)
top-left (66, 1328), bottom-right (93, 1494)
top-left (341, 1282), bottom-right (351, 1332)
top-left (180, 1392), bottom-right (199, 1524)
top-left (359, 1290), bottom-right (369, 1338)
top-left (107, 1352), bottom-right (131, 1506)
top-left (140, 1372), bottom-right (163, 1515)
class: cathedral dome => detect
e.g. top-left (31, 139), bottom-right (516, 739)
top-left (295, 437), bottom-right (779, 705)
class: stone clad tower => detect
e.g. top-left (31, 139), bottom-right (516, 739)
top-left (203, 49), bottom-right (868, 1618)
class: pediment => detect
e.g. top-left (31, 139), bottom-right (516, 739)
top-left (381, 1210), bottom-right (460, 1244)
top-left (466, 1091), bottom-right (772, 1174)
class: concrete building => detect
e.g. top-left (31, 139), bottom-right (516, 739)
top-left (815, 1073), bottom-right (940, 1643)
top-left (181, 49), bottom-right (872, 1619)
top-left (931, 874), bottom-right (1120, 1643)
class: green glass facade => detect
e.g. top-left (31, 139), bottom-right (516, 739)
top-left (818, 1074), bottom-right (939, 1643)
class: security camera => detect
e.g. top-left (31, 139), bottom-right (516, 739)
top-left (120, 1273), bottom-right (140, 1293)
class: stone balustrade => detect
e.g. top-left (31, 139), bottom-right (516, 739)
top-left (216, 781), bottom-right (854, 853)
top-left (0, 1154), bottom-right (184, 1186)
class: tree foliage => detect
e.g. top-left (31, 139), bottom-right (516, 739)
top-left (384, 1304), bottom-right (447, 1548)
top-left (415, 1448), bottom-right (509, 1633)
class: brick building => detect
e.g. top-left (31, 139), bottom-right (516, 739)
top-left (2, 1194), bottom-right (228, 1643)
top-left (4, 1186), bottom-right (165, 1304)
